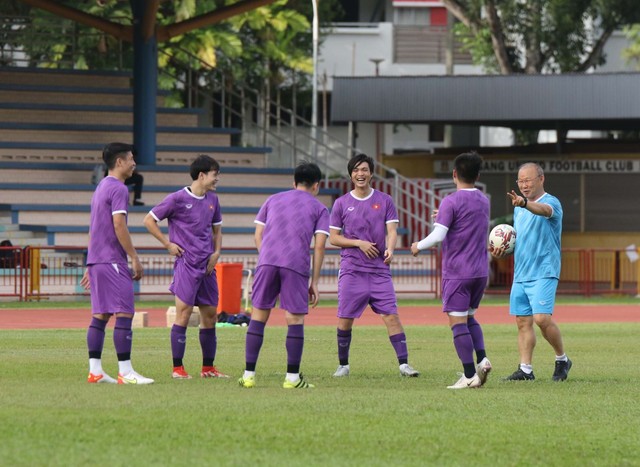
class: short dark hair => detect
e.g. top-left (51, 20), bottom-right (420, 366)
top-left (102, 142), bottom-right (135, 169)
top-left (454, 151), bottom-right (483, 183)
top-left (190, 154), bottom-right (220, 180)
top-left (294, 161), bottom-right (322, 187)
top-left (347, 153), bottom-right (374, 177)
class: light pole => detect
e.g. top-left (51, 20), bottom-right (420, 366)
top-left (370, 58), bottom-right (383, 76)
top-left (370, 58), bottom-right (384, 164)
top-left (311, 0), bottom-right (319, 163)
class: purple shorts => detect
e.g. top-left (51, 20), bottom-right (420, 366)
top-left (89, 263), bottom-right (134, 315)
top-left (169, 257), bottom-right (219, 307)
top-left (337, 269), bottom-right (397, 319)
top-left (251, 265), bottom-right (309, 314)
top-left (441, 277), bottom-right (487, 313)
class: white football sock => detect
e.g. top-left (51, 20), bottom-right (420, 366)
top-left (118, 360), bottom-right (133, 375)
top-left (286, 372), bottom-right (300, 382)
top-left (519, 363), bottom-right (533, 374)
top-left (89, 358), bottom-right (103, 374)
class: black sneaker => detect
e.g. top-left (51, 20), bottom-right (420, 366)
top-left (552, 358), bottom-right (572, 381)
top-left (503, 367), bottom-right (535, 381)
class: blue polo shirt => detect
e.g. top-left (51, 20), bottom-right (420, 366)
top-left (513, 193), bottom-right (563, 282)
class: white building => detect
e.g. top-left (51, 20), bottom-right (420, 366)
top-left (318, 0), bottom-right (637, 154)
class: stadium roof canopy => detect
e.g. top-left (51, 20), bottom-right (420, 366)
top-left (330, 73), bottom-right (640, 131)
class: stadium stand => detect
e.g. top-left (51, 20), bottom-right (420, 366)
top-left (0, 67), bottom-right (338, 248)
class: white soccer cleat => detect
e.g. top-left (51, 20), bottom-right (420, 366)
top-left (447, 373), bottom-right (482, 389)
top-left (399, 363), bottom-right (420, 377)
top-left (87, 372), bottom-right (117, 384)
top-left (117, 370), bottom-right (154, 385)
top-left (476, 358), bottom-right (492, 386)
top-left (333, 365), bottom-right (350, 377)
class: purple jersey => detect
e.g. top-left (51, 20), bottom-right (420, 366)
top-left (149, 187), bottom-right (222, 266)
top-left (87, 176), bottom-right (130, 265)
top-left (255, 189), bottom-right (330, 276)
top-left (435, 188), bottom-right (490, 280)
top-left (330, 189), bottom-right (399, 273)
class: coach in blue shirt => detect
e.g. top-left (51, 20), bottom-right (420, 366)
top-left (493, 162), bottom-right (572, 382)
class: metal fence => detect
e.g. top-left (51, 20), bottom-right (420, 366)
top-left (9, 246), bottom-right (441, 302)
top-left (0, 246), bottom-right (23, 299)
top-left (3, 246), bottom-right (639, 302)
top-left (487, 248), bottom-right (640, 296)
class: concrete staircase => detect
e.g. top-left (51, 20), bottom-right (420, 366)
top-left (0, 67), bottom-right (270, 167)
top-left (0, 67), bottom-right (338, 249)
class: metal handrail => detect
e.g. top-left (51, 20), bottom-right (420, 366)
top-left (161, 46), bottom-right (441, 237)
top-left (0, 14), bottom-right (439, 238)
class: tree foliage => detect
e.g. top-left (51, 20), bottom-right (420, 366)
top-left (622, 24), bottom-right (640, 70)
top-left (3, 0), bottom-right (343, 103)
top-left (443, 0), bottom-right (640, 74)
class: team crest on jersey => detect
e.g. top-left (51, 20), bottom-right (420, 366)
top-left (372, 203), bottom-right (380, 210)
top-left (347, 207), bottom-right (355, 211)
top-left (186, 204), bottom-right (193, 209)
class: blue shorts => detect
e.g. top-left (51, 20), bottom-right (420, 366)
top-left (251, 265), bottom-right (309, 314)
top-left (337, 269), bottom-right (397, 319)
top-left (509, 278), bottom-right (558, 316)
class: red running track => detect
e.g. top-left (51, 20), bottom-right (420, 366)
top-left (0, 304), bottom-right (638, 329)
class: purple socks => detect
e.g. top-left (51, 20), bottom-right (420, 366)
top-left (286, 324), bottom-right (305, 373)
top-left (87, 317), bottom-right (107, 359)
top-left (114, 317), bottom-right (133, 361)
top-left (244, 320), bottom-right (266, 372)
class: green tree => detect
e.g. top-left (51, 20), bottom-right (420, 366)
top-left (443, 0), bottom-right (640, 74)
top-left (442, 0), bottom-right (640, 144)
top-left (622, 24), bottom-right (640, 69)
top-left (4, 0), bottom-right (343, 109)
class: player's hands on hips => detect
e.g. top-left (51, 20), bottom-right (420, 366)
top-left (432, 209), bottom-right (439, 219)
top-left (206, 252), bottom-right (220, 275)
top-left (167, 242), bottom-right (184, 257)
top-left (80, 269), bottom-right (90, 290)
top-left (357, 240), bottom-right (379, 259)
top-left (383, 249), bottom-right (394, 264)
top-left (410, 242), bottom-right (421, 256)
top-left (507, 190), bottom-right (526, 207)
top-left (131, 257), bottom-right (143, 281)
top-left (308, 282), bottom-right (319, 308)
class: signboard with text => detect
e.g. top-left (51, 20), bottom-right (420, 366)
top-left (434, 159), bottom-right (640, 174)
top-left (393, 0), bottom-right (444, 7)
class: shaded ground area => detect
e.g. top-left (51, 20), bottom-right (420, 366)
top-left (0, 304), bottom-right (638, 329)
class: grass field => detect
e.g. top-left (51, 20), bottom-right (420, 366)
top-left (1, 321), bottom-right (639, 466)
top-left (1, 295), bottom-right (639, 310)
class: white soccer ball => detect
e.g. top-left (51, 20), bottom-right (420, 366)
top-left (489, 224), bottom-right (516, 256)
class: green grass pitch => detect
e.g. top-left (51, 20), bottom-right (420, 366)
top-left (0, 321), bottom-right (639, 466)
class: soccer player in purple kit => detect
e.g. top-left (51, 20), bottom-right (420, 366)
top-left (81, 142), bottom-right (154, 385)
top-left (238, 162), bottom-right (329, 389)
top-left (411, 151), bottom-right (491, 389)
top-left (330, 153), bottom-right (419, 378)
top-left (143, 155), bottom-right (228, 380)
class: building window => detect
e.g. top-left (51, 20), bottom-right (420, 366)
top-left (429, 124), bottom-right (445, 142)
top-left (393, 8), bottom-right (429, 25)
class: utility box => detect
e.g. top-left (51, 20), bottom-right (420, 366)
top-left (215, 262), bottom-right (243, 314)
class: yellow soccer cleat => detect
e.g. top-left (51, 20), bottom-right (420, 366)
top-left (238, 375), bottom-right (256, 388)
top-left (283, 374), bottom-right (315, 389)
